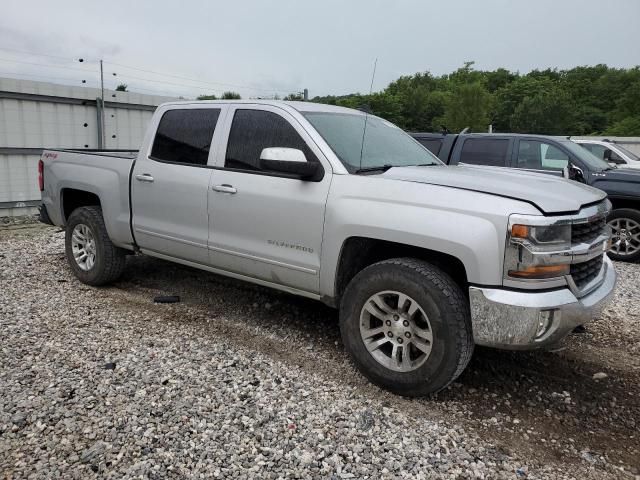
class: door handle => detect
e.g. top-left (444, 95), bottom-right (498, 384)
top-left (212, 184), bottom-right (237, 194)
top-left (135, 174), bottom-right (154, 183)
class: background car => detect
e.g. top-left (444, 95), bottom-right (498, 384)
top-left (573, 139), bottom-right (640, 169)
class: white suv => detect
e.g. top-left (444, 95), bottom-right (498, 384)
top-left (573, 139), bottom-right (640, 169)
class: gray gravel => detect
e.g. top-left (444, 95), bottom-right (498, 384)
top-left (1, 223), bottom-right (638, 479)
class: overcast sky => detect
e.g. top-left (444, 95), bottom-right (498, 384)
top-left (1, 0), bottom-right (639, 99)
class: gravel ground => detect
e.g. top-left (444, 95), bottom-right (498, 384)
top-left (1, 223), bottom-right (639, 479)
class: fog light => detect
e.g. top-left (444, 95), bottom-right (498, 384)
top-left (535, 310), bottom-right (555, 339)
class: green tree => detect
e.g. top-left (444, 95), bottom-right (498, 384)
top-left (115, 83), bottom-right (128, 92)
top-left (284, 92), bottom-right (303, 101)
top-left (510, 89), bottom-right (576, 134)
top-left (605, 116), bottom-right (640, 136)
top-left (435, 82), bottom-right (494, 132)
top-left (221, 91), bottom-right (241, 99)
top-left (197, 94), bottom-right (217, 100)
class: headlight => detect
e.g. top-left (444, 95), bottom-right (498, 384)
top-left (510, 224), bottom-right (571, 251)
top-left (505, 220), bottom-right (572, 281)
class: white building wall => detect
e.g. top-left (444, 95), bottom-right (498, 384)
top-left (0, 77), bottom-right (177, 217)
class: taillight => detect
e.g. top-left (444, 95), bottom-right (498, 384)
top-left (38, 159), bottom-right (44, 191)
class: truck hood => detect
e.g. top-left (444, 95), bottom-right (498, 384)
top-left (382, 165), bottom-right (606, 214)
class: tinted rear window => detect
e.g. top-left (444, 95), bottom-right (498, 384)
top-left (415, 138), bottom-right (443, 155)
top-left (151, 109), bottom-right (221, 166)
top-left (459, 138), bottom-right (509, 167)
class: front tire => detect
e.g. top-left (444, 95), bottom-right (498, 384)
top-left (607, 208), bottom-right (640, 262)
top-left (339, 258), bottom-right (474, 397)
top-left (65, 206), bottom-right (126, 286)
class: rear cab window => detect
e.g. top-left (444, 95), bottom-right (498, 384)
top-left (458, 138), bottom-right (510, 167)
top-left (150, 109), bottom-right (221, 166)
top-left (415, 138), bottom-right (443, 155)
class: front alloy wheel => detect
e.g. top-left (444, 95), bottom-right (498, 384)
top-left (340, 258), bottom-right (474, 396)
top-left (360, 291), bottom-right (433, 372)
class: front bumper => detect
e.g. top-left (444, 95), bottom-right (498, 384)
top-left (469, 256), bottom-right (617, 349)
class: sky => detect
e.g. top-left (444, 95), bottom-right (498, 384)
top-left (1, 0), bottom-right (639, 99)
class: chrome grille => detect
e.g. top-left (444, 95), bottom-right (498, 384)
top-left (572, 217), bottom-right (606, 245)
top-left (570, 255), bottom-right (604, 290)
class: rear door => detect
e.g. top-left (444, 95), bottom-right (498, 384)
top-left (207, 105), bottom-right (332, 294)
top-left (131, 105), bottom-right (226, 265)
top-left (451, 136), bottom-right (513, 167)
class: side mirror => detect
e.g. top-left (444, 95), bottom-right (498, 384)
top-left (568, 163), bottom-right (585, 182)
top-left (259, 147), bottom-right (319, 179)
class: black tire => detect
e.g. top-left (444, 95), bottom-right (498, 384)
top-left (339, 258), bottom-right (474, 397)
top-left (607, 208), bottom-right (640, 263)
top-left (65, 206), bottom-right (126, 286)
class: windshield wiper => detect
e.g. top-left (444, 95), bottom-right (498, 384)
top-left (354, 163), bottom-right (439, 174)
top-left (354, 164), bottom-right (394, 174)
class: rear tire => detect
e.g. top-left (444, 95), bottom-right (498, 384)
top-left (65, 206), bottom-right (126, 286)
top-left (339, 258), bottom-right (474, 397)
top-left (607, 208), bottom-right (640, 263)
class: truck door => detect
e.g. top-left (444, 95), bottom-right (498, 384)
top-left (207, 105), bottom-right (331, 294)
top-left (131, 106), bottom-right (226, 265)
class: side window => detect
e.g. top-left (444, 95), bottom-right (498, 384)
top-left (517, 140), bottom-right (568, 170)
top-left (416, 138), bottom-right (442, 155)
top-left (225, 109), bottom-right (318, 173)
top-left (151, 109), bottom-right (220, 166)
top-left (459, 138), bottom-right (509, 167)
top-left (586, 144), bottom-right (607, 160)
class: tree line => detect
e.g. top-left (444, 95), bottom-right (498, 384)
top-left (311, 62), bottom-right (640, 136)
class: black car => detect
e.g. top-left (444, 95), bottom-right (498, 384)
top-left (411, 132), bottom-right (640, 262)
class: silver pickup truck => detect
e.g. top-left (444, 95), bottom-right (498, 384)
top-left (39, 100), bottom-right (616, 396)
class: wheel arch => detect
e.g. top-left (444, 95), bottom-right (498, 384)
top-left (328, 236), bottom-right (469, 307)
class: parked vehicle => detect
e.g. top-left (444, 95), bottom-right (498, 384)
top-left (573, 138), bottom-right (640, 170)
top-left (412, 132), bottom-right (640, 262)
top-left (39, 101), bottom-right (616, 396)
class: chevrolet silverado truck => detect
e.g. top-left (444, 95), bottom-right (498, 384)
top-left (412, 132), bottom-right (640, 262)
top-left (39, 101), bottom-right (616, 396)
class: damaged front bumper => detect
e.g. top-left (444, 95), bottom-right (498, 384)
top-left (469, 256), bottom-right (617, 349)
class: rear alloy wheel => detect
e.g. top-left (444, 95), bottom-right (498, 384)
top-left (65, 206), bottom-right (127, 285)
top-left (340, 258), bottom-right (474, 396)
top-left (71, 224), bottom-right (97, 271)
top-left (607, 209), bottom-right (640, 262)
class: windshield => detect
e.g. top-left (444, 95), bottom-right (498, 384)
top-left (559, 140), bottom-right (611, 171)
top-left (303, 112), bottom-right (442, 172)
top-left (615, 144), bottom-right (640, 162)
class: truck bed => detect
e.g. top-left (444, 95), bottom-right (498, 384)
top-left (41, 149), bottom-right (137, 249)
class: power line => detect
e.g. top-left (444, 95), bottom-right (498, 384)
top-left (0, 57), bottom-right (97, 74)
top-left (0, 71), bottom-right (98, 86)
top-left (106, 61), bottom-right (299, 93)
top-left (0, 49), bottom-right (300, 96)
top-left (0, 47), bottom-right (81, 62)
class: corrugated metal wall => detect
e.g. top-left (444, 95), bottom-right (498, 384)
top-left (0, 78), bottom-right (177, 216)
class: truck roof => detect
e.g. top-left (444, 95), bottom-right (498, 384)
top-left (158, 99), bottom-right (364, 115)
